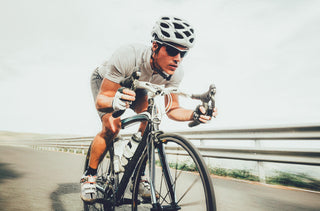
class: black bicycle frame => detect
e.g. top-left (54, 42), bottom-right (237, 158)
top-left (108, 97), bottom-right (177, 208)
top-left (113, 113), bottom-right (152, 202)
top-left (110, 119), bottom-right (175, 207)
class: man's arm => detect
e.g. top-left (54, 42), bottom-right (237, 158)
top-left (95, 78), bottom-right (135, 113)
top-left (165, 93), bottom-right (193, 121)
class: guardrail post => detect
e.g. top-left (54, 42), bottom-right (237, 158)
top-left (200, 139), bottom-right (205, 146)
top-left (255, 139), bottom-right (266, 183)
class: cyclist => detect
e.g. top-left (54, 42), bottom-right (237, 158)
top-left (81, 16), bottom-right (218, 203)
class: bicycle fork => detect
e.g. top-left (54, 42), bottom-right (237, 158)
top-left (148, 133), bottom-right (158, 205)
top-left (148, 135), bottom-right (181, 210)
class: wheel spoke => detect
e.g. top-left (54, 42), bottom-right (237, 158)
top-left (178, 200), bottom-right (202, 207)
top-left (177, 177), bottom-right (201, 204)
top-left (160, 169), bottom-right (183, 205)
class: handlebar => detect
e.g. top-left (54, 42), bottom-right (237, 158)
top-left (112, 71), bottom-right (216, 128)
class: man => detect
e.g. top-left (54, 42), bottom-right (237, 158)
top-left (81, 16), bottom-right (218, 203)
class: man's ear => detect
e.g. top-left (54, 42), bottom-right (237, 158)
top-left (152, 42), bottom-right (159, 52)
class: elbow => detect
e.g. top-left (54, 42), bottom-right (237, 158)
top-left (95, 101), bottom-right (104, 112)
top-left (95, 101), bottom-right (102, 111)
top-left (95, 96), bottom-right (113, 113)
top-left (95, 96), bottom-right (103, 111)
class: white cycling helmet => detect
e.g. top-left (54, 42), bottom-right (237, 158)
top-left (151, 16), bottom-right (195, 49)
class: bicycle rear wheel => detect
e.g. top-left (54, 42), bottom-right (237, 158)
top-left (83, 144), bottom-right (115, 211)
top-left (131, 133), bottom-right (216, 211)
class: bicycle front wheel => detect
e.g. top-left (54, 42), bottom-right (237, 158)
top-left (131, 133), bottom-right (216, 211)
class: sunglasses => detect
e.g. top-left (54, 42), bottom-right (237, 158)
top-left (157, 41), bottom-right (188, 58)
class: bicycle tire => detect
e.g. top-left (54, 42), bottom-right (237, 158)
top-left (83, 144), bottom-right (115, 211)
top-left (131, 133), bottom-right (216, 211)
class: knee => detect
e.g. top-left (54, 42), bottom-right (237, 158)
top-left (101, 113), bottom-right (121, 138)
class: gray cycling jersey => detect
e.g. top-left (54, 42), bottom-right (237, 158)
top-left (96, 43), bottom-right (184, 88)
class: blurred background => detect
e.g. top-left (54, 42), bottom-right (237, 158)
top-left (1, 0), bottom-right (319, 136)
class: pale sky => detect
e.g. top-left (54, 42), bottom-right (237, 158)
top-left (1, 0), bottom-right (320, 135)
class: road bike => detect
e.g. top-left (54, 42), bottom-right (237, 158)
top-left (83, 71), bottom-right (217, 210)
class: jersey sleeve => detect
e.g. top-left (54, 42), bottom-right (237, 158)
top-left (102, 45), bottom-right (137, 84)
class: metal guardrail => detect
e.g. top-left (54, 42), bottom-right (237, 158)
top-left (30, 124), bottom-right (320, 182)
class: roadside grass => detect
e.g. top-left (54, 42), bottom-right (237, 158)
top-left (266, 171), bottom-right (320, 191)
top-left (210, 168), bottom-right (260, 182)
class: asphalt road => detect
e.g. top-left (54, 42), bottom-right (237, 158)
top-left (0, 146), bottom-right (319, 211)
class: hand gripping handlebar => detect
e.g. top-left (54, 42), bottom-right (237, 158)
top-left (188, 84), bottom-right (216, 127)
top-left (112, 71), bottom-right (141, 118)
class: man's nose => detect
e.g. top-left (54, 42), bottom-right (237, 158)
top-left (173, 53), bottom-right (182, 63)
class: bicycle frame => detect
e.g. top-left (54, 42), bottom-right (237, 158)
top-left (105, 95), bottom-right (175, 207)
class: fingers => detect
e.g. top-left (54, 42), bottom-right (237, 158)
top-left (117, 97), bottom-right (127, 107)
top-left (198, 106), bottom-right (218, 123)
top-left (199, 114), bottom-right (211, 123)
top-left (199, 106), bottom-right (206, 114)
top-left (121, 88), bottom-right (136, 102)
top-left (212, 107), bottom-right (218, 118)
top-left (112, 88), bottom-right (136, 111)
top-left (197, 106), bottom-right (210, 123)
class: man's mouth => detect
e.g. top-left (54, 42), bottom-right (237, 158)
top-left (169, 64), bottom-right (178, 70)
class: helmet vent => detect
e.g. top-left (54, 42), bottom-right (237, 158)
top-left (161, 30), bottom-right (170, 37)
top-left (183, 31), bottom-right (191, 37)
top-left (173, 23), bottom-right (184, 29)
top-left (189, 38), bottom-right (194, 43)
top-left (190, 28), bottom-right (194, 33)
top-left (174, 17), bottom-right (182, 21)
top-left (162, 17), bottom-right (170, 20)
top-left (184, 22), bottom-right (190, 27)
top-left (175, 32), bottom-right (183, 39)
top-left (160, 23), bottom-right (170, 28)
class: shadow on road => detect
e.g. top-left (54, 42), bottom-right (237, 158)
top-left (0, 162), bottom-right (24, 209)
top-left (50, 183), bottom-right (81, 211)
top-left (0, 162), bottom-right (23, 183)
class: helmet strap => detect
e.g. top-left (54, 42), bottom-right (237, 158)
top-left (151, 46), bottom-right (172, 81)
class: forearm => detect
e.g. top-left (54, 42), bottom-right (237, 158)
top-left (166, 107), bottom-right (193, 121)
top-left (95, 94), bottom-right (114, 113)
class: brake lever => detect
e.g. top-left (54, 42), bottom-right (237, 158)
top-left (120, 70), bottom-right (141, 89)
top-left (207, 84), bottom-right (216, 117)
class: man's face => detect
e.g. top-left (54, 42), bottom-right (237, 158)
top-left (152, 42), bottom-right (188, 75)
